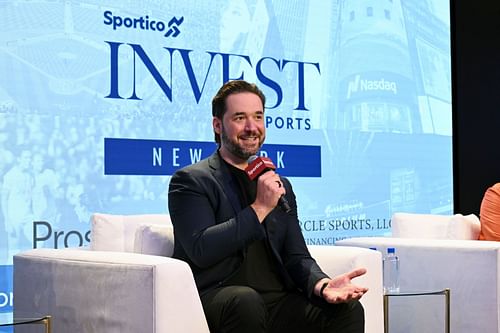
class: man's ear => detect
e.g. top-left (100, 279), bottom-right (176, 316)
top-left (213, 117), bottom-right (222, 135)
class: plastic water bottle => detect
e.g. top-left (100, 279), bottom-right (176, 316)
top-left (383, 247), bottom-right (400, 293)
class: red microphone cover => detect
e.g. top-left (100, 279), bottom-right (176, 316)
top-left (245, 156), bottom-right (276, 180)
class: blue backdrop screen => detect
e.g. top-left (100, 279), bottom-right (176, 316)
top-left (0, 0), bottom-right (451, 316)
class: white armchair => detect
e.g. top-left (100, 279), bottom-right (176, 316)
top-left (14, 213), bottom-right (383, 333)
top-left (337, 212), bottom-right (500, 333)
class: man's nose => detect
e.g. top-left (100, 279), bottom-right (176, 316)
top-left (245, 119), bottom-right (258, 131)
top-left (245, 118), bottom-right (260, 131)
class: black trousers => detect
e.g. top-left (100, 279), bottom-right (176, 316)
top-left (201, 286), bottom-right (365, 333)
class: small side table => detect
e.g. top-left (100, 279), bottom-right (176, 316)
top-left (384, 289), bottom-right (450, 333)
top-left (0, 315), bottom-right (52, 333)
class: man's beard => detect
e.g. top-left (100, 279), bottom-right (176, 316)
top-left (220, 126), bottom-right (264, 160)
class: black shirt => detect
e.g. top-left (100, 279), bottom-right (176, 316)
top-left (221, 157), bottom-right (287, 305)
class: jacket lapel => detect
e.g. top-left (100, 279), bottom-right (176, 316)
top-left (208, 151), bottom-right (242, 213)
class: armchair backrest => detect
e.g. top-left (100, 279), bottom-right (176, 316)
top-left (391, 212), bottom-right (480, 240)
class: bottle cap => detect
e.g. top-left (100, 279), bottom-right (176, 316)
top-left (387, 247), bottom-right (395, 254)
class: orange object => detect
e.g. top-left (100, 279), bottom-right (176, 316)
top-left (479, 183), bottom-right (500, 241)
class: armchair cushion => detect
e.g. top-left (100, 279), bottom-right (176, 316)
top-left (90, 213), bottom-right (171, 252)
top-left (391, 212), bottom-right (480, 240)
top-left (134, 224), bottom-right (175, 257)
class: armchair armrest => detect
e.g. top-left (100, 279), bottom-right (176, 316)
top-left (308, 245), bottom-right (384, 333)
top-left (337, 237), bottom-right (500, 333)
top-left (14, 248), bottom-right (210, 333)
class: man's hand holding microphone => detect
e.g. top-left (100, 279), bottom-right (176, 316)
top-left (245, 155), bottom-right (291, 223)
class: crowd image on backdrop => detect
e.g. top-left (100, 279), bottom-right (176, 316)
top-left (0, 100), bottom-right (211, 262)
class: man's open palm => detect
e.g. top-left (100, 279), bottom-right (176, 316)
top-left (322, 268), bottom-right (368, 304)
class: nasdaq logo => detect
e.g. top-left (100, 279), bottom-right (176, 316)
top-left (103, 11), bottom-right (184, 38)
top-left (346, 74), bottom-right (397, 99)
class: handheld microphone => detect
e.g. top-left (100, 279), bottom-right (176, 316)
top-left (245, 155), bottom-right (292, 213)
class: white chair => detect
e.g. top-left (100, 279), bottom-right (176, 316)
top-left (14, 213), bottom-right (384, 333)
top-left (337, 212), bottom-right (500, 333)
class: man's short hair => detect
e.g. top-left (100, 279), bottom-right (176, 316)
top-left (211, 80), bottom-right (266, 144)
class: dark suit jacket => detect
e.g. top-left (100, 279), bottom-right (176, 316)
top-left (168, 151), bottom-right (329, 297)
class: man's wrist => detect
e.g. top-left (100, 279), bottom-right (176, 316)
top-left (319, 281), bottom-right (329, 298)
top-left (314, 278), bottom-right (330, 298)
top-left (250, 203), bottom-right (271, 223)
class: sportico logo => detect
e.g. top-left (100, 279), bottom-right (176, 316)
top-left (103, 10), bottom-right (184, 38)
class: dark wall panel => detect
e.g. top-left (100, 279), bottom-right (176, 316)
top-left (452, 0), bottom-right (500, 214)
